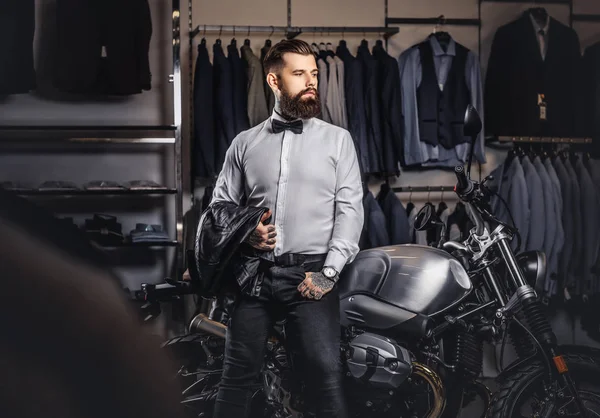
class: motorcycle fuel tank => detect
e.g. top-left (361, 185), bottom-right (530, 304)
top-left (338, 245), bottom-right (472, 328)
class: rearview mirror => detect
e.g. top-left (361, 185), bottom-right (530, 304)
top-left (464, 105), bottom-right (482, 138)
top-left (415, 203), bottom-right (442, 231)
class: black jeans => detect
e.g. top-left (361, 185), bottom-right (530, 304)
top-left (213, 259), bottom-right (347, 418)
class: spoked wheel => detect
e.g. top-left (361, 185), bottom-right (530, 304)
top-left (489, 353), bottom-right (600, 417)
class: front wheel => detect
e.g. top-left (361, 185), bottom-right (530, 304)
top-left (489, 353), bottom-right (600, 417)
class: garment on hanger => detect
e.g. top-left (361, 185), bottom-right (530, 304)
top-left (373, 40), bottom-right (403, 176)
top-left (543, 157), bottom-right (564, 295)
top-left (564, 158), bottom-right (583, 294)
top-left (337, 40), bottom-right (369, 174)
top-left (317, 56), bottom-right (331, 123)
top-left (553, 157), bottom-right (575, 293)
top-left (54, 0), bottom-right (152, 95)
top-left (213, 40), bottom-right (236, 170)
top-left (533, 156), bottom-right (557, 294)
top-left (521, 156), bottom-right (546, 252)
top-left (358, 41), bottom-right (385, 175)
top-left (261, 40), bottom-right (275, 115)
top-left (227, 41), bottom-right (250, 135)
top-left (193, 40), bottom-right (216, 178)
top-left (582, 42), bottom-right (600, 154)
top-left (359, 191), bottom-right (390, 250)
top-left (485, 11), bottom-right (582, 137)
top-left (375, 184), bottom-right (411, 245)
top-left (398, 34), bottom-right (486, 168)
top-left (334, 55), bottom-right (348, 129)
top-left (0, 0), bottom-right (35, 94)
top-left (326, 51), bottom-right (344, 128)
top-left (241, 44), bottom-right (269, 127)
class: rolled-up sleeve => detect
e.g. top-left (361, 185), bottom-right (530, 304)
top-left (325, 132), bottom-right (364, 272)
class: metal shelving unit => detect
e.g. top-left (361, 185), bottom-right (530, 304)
top-left (0, 0), bottom-right (184, 278)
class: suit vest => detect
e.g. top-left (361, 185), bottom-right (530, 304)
top-left (417, 40), bottom-right (471, 149)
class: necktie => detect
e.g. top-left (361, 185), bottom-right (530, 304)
top-left (538, 29), bottom-right (546, 60)
top-left (272, 119), bottom-right (303, 134)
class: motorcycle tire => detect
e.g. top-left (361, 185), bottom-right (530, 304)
top-left (488, 352), bottom-right (600, 417)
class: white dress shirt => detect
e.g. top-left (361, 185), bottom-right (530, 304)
top-left (211, 106), bottom-right (364, 272)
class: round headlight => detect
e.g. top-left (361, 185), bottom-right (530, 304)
top-left (516, 250), bottom-right (547, 292)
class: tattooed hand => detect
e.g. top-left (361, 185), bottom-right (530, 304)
top-left (297, 272), bottom-right (335, 300)
top-left (244, 209), bottom-right (277, 251)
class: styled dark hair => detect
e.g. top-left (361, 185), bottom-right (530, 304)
top-left (263, 39), bottom-right (316, 74)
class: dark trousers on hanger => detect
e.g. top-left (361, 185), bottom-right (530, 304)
top-left (54, 0), bottom-right (152, 95)
top-left (0, 0), bottom-right (36, 95)
top-left (213, 257), bottom-right (347, 418)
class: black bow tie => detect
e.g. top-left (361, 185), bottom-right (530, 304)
top-left (272, 119), bottom-right (303, 135)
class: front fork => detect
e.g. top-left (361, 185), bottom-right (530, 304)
top-left (495, 238), bottom-right (589, 417)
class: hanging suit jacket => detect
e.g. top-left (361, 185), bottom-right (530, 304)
top-left (576, 158), bottom-right (600, 295)
top-left (489, 156), bottom-right (530, 251)
top-left (241, 44), bottom-right (269, 127)
top-left (335, 56), bottom-right (349, 129)
top-left (337, 41), bottom-right (369, 174)
top-left (358, 42), bottom-right (384, 174)
top-left (553, 158), bottom-right (574, 285)
top-left (533, 156), bottom-right (557, 294)
top-left (261, 43), bottom-right (275, 115)
top-left (375, 188), bottom-right (411, 245)
top-left (583, 42), bottom-right (600, 155)
top-left (317, 57), bottom-right (331, 123)
top-left (485, 12), bottom-right (582, 137)
top-left (326, 54), bottom-right (344, 127)
top-left (359, 192), bottom-right (390, 250)
top-left (213, 42), bottom-right (236, 170)
top-left (565, 159), bottom-right (583, 293)
top-left (544, 158), bottom-right (564, 295)
top-left (522, 156), bottom-right (545, 252)
top-left (0, 0), bottom-right (35, 94)
top-left (373, 43), bottom-right (403, 176)
top-left (228, 42), bottom-right (250, 135)
top-left (193, 41), bottom-right (215, 178)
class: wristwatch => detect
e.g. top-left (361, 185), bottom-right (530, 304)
top-left (322, 266), bottom-right (339, 282)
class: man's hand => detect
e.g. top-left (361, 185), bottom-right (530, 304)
top-left (245, 209), bottom-right (277, 251)
top-left (297, 272), bottom-right (335, 300)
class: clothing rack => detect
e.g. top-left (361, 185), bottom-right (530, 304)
top-left (190, 25), bottom-right (399, 40)
top-left (392, 186), bottom-right (455, 193)
top-left (498, 136), bottom-right (593, 144)
top-left (479, 0), bottom-right (570, 3)
top-left (386, 16), bottom-right (481, 27)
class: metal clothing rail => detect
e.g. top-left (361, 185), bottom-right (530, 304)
top-left (190, 25), bottom-right (399, 40)
top-left (498, 136), bottom-right (593, 144)
top-left (479, 0), bottom-right (570, 3)
top-left (392, 186), bottom-right (455, 193)
top-left (386, 17), bottom-right (481, 27)
top-left (0, 125), bottom-right (177, 131)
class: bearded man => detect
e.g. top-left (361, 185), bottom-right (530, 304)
top-left (210, 39), bottom-right (364, 418)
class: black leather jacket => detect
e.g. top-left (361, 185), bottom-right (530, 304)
top-left (194, 201), bottom-right (270, 298)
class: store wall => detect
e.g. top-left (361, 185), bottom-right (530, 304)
top-left (187, 0), bottom-right (600, 373)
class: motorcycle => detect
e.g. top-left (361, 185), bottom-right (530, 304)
top-left (140, 107), bottom-right (600, 417)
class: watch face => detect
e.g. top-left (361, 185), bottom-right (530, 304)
top-left (323, 267), bottom-right (336, 278)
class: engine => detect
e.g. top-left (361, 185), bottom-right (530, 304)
top-left (346, 333), bottom-right (413, 389)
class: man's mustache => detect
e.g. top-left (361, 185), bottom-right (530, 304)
top-left (299, 88), bottom-right (318, 97)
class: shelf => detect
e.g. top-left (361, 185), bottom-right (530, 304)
top-left (497, 136), bottom-right (592, 144)
top-left (0, 125), bottom-right (177, 131)
top-left (13, 188), bottom-right (177, 196)
top-left (386, 17), bottom-right (481, 27)
top-left (572, 14), bottom-right (600, 23)
top-left (95, 240), bottom-right (179, 249)
top-left (191, 25), bottom-right (399, 40)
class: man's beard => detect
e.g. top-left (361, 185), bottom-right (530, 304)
top-left (279, 86), bottom-right (322, 120)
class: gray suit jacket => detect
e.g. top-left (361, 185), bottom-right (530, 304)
top-left (241, 45), bottom-right (269, 127)
top-left (553, 158), bottom-right (574, 286)
top-left (326, 55), bottom-right (344, 127)
top-left (565, 159), bottom-right (582, 293)
top-left (317, 58), bottom-right (330, 123)
top-left (335, 56), bottom-right (348, 129)
top-left (490, 158), bottom-right (530, 251)
top-left (533, 157), bottom-right (557, 294)
top-left (522, 157), bottom-right (545, 252)
top-left (576, 158), bottom-right (600, 294)
top-left (544, 158), bottom-right (564, 295)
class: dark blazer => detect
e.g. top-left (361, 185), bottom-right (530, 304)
top-left (337, 41), bottom-right (369, 175)
top-left (0, 0), bottom-right (35, 94)
top-left (583, 42), bottom-right (600, 155)
top-left (195, 201), bottom-right (268, 297)
top-left (373, 42), bottom-right (403, 175)
top-left (358, 42), bottom-right (384, 174)
top-left (359, 192), bottom-right (390, 250)
top-left (213, 41), bottom-right (236, 170)
top-left (376, 186), bottom-right (410, 244)
top-left (485, 12), bottom-right (582, 137)
top-left (193, 40), bottom-right (215, 178)
top-left (227, 42), bottom-right (250, 136)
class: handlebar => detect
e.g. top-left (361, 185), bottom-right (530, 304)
top-left (454, 166), bottom-right (474, 199)
top-left (454, 165), bottom-right (485, 236)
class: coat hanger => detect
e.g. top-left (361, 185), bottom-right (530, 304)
top-left (264, 27), bottom-right (274, 48)
top-left (405, 187), bottom-right (415, 216)
top-left (244, 26), bottom-right (251, 46)
top-left (216, 26), bottom-right (222, 45)
top-left (200, 25), bottom-right (207, 46)
top-left (230, 26), bottom-right (237, 47)
top-left (378, 181), bottom-right (391, 203)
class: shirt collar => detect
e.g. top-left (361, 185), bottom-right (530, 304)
top-left (529, 12), bottom-right (550, 34)
top-left (429, 35), bottom-right (456, 57)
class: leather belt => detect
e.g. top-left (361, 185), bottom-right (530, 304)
top-left (273, 253), bottom-right (327, 267)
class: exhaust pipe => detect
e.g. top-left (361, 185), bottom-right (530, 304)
top-left (189, 313), bottom-right (227, 339)
top-left (412, 362), bottom-right (446, 418)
